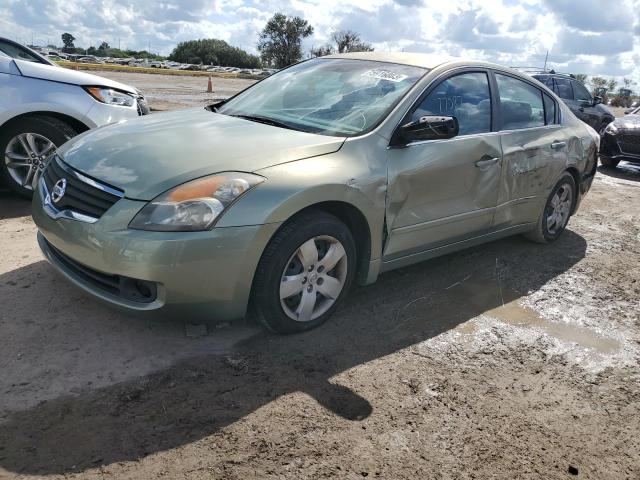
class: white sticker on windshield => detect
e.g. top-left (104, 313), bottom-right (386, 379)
top-left (362, 69), bottom-right (408, 83)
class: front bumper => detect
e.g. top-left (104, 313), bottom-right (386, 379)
top-left (32, 187), bottom-right (281, 322)
top-left (600, 131), bottom-right (640, 165)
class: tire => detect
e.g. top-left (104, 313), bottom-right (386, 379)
top-left (252, 210), bottom-right (357, 334)
top-left (0, 116), bottom-right (78, 198)
top-left (525, 172), bottom-right (576, 244)
top-left (600, 157), bottom-right (620, 168)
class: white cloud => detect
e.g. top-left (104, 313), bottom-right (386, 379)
top-left (4, 0), bottom-right (640, 84)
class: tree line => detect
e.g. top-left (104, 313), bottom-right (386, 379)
top-left (571, 73), bottom-right (636, 106)
top-left (59, 33), bottom-right (164, 60)
top-left (57, 13), bottom-right (374, 69)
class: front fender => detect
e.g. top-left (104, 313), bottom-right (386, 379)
top-left (217, 139), bottom-right (389, 264)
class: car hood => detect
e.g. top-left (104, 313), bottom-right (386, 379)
top-left (614, 114), bottom-right (640, 131)
top-left (15, 59), bottom-right (137, 94)
top-left (57, 108), bottom-right (346, 200)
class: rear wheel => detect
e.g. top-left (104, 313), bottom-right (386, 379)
top-left (0, 116), bottom-right (78, 198)
top-left (600, 157), bottom-right (620, 168)
top-left (525, 172), bottom-right (575, 244)
top-left (252, 211), bottom-right (356, 334)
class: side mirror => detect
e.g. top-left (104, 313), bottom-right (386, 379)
top-left (624, 108), bottom-right (633, 115)
top-left (593, 96), bottom-right (603, 106)
top-left (206, 99), bottom-right (227, 112)
top-left (397, 116), bottom-right (459, 145)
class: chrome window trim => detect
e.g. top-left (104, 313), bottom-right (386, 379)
top-left (390, 124), bottom-right (564, 149)
top-left (39, 176), bottom-right (99, 224)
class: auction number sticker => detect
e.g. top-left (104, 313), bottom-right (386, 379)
top-left (362, 69), bottom-right (408, 83)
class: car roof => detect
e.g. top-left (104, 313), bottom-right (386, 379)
top-left (323, 51), bottom-right (503, 71)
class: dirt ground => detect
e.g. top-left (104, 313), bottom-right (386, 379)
top-left (0, 73), bottom-right (639, 479)
top-left (92, 70), bottom-right (256, 111)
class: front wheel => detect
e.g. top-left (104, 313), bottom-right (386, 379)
top-left (252, 211), bottom-right (356, 334)
top-left (0, 116), bottom-right (78, 198)
top-left (525, 172), bottom-right (575, 244)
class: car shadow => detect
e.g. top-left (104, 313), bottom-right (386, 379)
top-left (0, 189), bottom-right (32, 220)
top-left (597, 161), bottom-right (640, 182)
top-left (0, 230), bottom-right (587, 475)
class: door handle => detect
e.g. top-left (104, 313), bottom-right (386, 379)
top-left (551, 141), bottom-right (566, 150)
top-left (475, 157), bottom-right (500, 168)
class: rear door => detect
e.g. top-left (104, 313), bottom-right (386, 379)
top-left (384, 70), bottom-right (502, 260)
top-left (492, 72), bottom-right (569, 228)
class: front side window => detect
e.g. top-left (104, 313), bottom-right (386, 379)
top-left (496, 74), bottom-right (545, 130)
top-left (553, 78), bottom-right (574, 100)
top-left (543, 93), bottom-right (556, 125)
top-left (572, 81), bottom-right (592, 103)
top-left (218, 58), bottom-right (426, 137)
top-left (411, 72), bottom-right (492, 136)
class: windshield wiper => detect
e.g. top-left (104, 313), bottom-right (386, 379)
top-left (229, 114), bottom-right (298, 131)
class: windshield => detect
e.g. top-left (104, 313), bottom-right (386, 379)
top-left (218, 58), bottom-right (427, 136)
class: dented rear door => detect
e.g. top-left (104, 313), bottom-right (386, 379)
top-left (491, 72), bottom-right (568, 229)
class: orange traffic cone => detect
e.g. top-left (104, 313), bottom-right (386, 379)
top-left (207, 76), bottom-right (213, 93)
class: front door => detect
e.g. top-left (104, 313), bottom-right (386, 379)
top-left (384, 71), bottom-right (502, 260)
top-left (571, 80), bottom-right (601, 131)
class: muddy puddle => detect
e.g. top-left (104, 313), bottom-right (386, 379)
top-left (446, 278), bottom-right (621, 355)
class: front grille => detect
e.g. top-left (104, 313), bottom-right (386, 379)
top-left (42, 156), bottom-right (123, 220)
top-left (45, 238), bottom-right (157, 304)
top-left (618, 134), bottom-right (640, 155)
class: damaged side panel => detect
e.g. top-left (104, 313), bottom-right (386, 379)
top-left (492, 125), bottom-right (574, 228)
top-left (384, 134), bottom-right (502, 260)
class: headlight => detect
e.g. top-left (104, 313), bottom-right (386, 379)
top-left (85, 87), bottom-right (135, 107)
top-left (129, 172), bottom-right (264, 231)
top-left (605, 122), bottom-right (618, 134)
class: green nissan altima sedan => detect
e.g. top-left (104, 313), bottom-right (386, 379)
top-left (32, 52), bottom-right (599, 333)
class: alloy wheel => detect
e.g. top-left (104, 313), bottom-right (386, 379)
top-left (546, 184), bottom-right (573, 235)
top-left (279, 235), bottom-right (348, 322)
top-left (4, 133), bottom-right (56, 191)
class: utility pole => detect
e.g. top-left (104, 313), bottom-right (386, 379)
top-left (543, 50), bottom-right (549, 72)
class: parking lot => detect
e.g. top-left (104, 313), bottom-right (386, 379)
top-left (89, 70), bottom-right (256, 111)
top-left (1, 71), bottom-right (639, 479)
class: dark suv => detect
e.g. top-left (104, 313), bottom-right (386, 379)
top-left (532, 73), bottom-right (615, 134)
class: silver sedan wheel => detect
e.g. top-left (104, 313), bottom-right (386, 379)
top-left (546, 184), bottom-right (573, 235)
top-left (279, 235), bottom-right (348, 322)
top-left (4, 133), bottom-right (56, 191)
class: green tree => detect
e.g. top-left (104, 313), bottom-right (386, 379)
top-left (257, 13), bottom-right (313, 68)
top-left (572, 73), bottom-right (588, 84)
top-left (607, 78), bottom-right (618, 93)
top-left (169, 39), bottom-right (260, 68)
top-left (332, 30), bottom-right (374, 53)
top-left (310, 45), bottom-right (334, 58)
top-left (61, 32), bottom-right (75, 53)
top-left (98, 41), bottom-right (110, 50)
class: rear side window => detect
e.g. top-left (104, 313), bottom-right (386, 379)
top-left (553, 78), bottom-right (573, 100)
top-left (543, 93), bottom-right (556, 125)
top-left (495, 74), bottom-right (545, 130)
top-left (411, 72), bottom-right (491, 136)
top-left (572, 81), bottom-right (592, 103)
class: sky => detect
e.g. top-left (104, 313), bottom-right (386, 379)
top-left (2, 0), bottom-right (639, 83)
